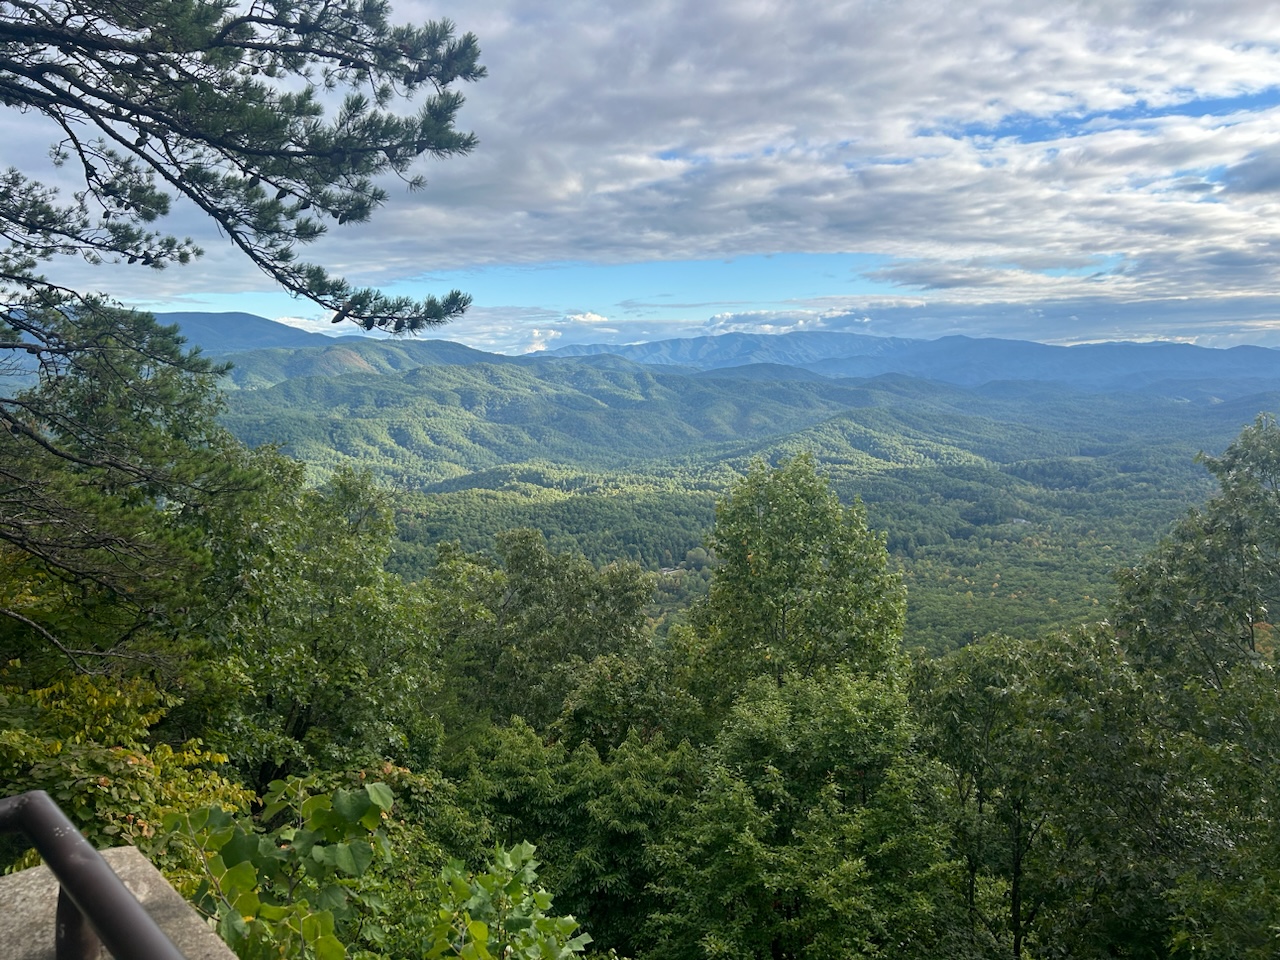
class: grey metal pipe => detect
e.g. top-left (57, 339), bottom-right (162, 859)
top-left (0, 790), bottom-right (187, 960)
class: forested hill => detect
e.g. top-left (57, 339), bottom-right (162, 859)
top-left (150, 312), bottom-right (1278, 651)
top-left (159, 311), bottom-right (338, 350)
top-left (218, 357), bottom-right (1261, 481)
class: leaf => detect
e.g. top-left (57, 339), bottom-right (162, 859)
top-left (316, 884), bottom-right (349, 912)
top-left (301, 793), bottom-right (331, 822)
top-left (215, 910), bottom-right (249, 947)
top-left (332, 787), bottom-right (372, 824)
top-left (313, 933), bottom-right (347, 960)
top-left (220, 826), bottom-right (258, 866)
top-left (365, 781), bottom-right (394, 811)
top-left (257, 903), bottom-right (289, 922)
top-left (331, 842), bottom-right (359, 875)
top-left (347, 840), bottom-right (374, 876)
top-left (229, 885), bottom-right (260, 918)
top-left (219, 859), bottom-right (259, 895)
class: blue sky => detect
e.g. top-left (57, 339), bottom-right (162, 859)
top-left (25, 0), bottom-right (1280, 353)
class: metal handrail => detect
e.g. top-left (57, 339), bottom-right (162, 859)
top-left (0, 790), bottom-right (187, 960)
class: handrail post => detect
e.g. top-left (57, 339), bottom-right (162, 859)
top-left (0, 790), bottom-right (187, 960)
top-left (56, 885), bottom-right (102, 960)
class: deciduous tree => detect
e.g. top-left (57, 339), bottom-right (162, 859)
top-left (700, 453), bottom-right (905, 702)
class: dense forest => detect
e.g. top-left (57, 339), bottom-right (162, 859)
top-left (6, 1), bottom-right (1280, 955)
top-left (209, 330), bottom-right (1261, 652)
top-left (6, 309), bottom-right (1280, 960)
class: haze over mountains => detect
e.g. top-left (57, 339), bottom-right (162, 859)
top-left (551, 331), bottom-right (1280, 396)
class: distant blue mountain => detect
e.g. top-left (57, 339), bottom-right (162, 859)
top-left (156, 311), bottom-right (341, 353)
top-left (549, 331), bottom-right (1280, 395)
top-left (210, 337), bottom-right (522, 390)
top-left (548, 331), bottom-right (919, 369)
top-left (155, 312), bottom-right (1280, 400)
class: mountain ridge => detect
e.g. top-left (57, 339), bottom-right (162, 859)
top-left (159, 312), bottom-right (1280, 398)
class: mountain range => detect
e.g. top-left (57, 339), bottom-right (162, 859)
top-left (154, 311), bottom-right (1280, 648)
top-left (158, 312), bottom-right (1277, 488)
top-left (164, 311), bottom-right (1280, 401)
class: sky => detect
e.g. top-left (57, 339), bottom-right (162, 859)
top-left (21, 0), bottom-right (1280, 354)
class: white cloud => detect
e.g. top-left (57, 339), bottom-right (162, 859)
top-left (17, 0), bottom-right (1280, 345)
top-left (271, 315), bottom-right (368, 336)
top-left (524, 327), bottom-right (563, 353)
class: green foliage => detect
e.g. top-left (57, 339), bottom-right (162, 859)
top-left (323, 363), bottom-right (1233, 653)
top-left (1160, 662), bottom-right (1280, 959)
top-left (449, 722), bottom-right (700, 957)
top-left (158, 777), bottom-right (394, 960)
top-left (0, 668), bottom-right (252, 870)
top-left (1115, 414), bottom-right (1280, 688)
top-left (554, 648), bottom-right (704, 757)
top-left (701, 454), bottom-right (905, 698)
top-left (1, 0), bottom-right (483, 333)
top-left (419, 842), bottom-right (593, 960)
top-left (915, 628), bottom-right (1224, 958)
top-left (185, 459), bottom-right (442, 789)
top-left (424, 530), bottom-right (655, 739)
top-left (646, 670), bottom-right (955, 960)
top-left (1, 0), bottom-right (485, 682)
top-left (1108, 414), bottom-right (1280, 957)
top-left (0, 305), bottom-right (255, 670)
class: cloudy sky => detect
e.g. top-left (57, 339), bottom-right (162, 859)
top-left (31, 0), bottom-right (1280, 353)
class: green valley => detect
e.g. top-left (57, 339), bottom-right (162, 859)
top-left (207, 329), bottom-right (1265, 651)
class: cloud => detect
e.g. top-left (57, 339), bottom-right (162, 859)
top-left (271, 315), bottom-right (374, 337)
top-left (524, 327), bottom-right (562, 352)
top-left (16, 0), bottom-right (1280, 346)
top-left (1221, 145), bottom-right (1280, 193)
top-left (432, 304), bottom-right (562, 354)
top-left (706, 294), bottom-right (1280, 349)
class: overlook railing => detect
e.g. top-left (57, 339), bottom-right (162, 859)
top-left (0, 790), bottom-right (186, 960)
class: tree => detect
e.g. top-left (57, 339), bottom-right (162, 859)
top-left (0, 0), bottom-right (484, 664)
top-left (182, 461), bottom-right (441, 792)
top-left (426, 529), bottom-right (655, 739)
top-left (1114, 414), bottom-right (1280, 691)
top-left (915, 628), bottom-right (1218, 959)
top-left (1109, 415), bottom-right (1280, 957)
top-left (449, 721), bottom-right (701, 958)
top-left (417, 842), bottom-right (593, 960)
top-left (646, 669), bottom-right (957, 960)
top-left (699, 453), bottom-right (905, 700)
top-left (0, 669), bottom-right (252, 872)
top-left (0, 304), bottom-right (257, 673)
top-left (0, 0), bottom-right (484, 338)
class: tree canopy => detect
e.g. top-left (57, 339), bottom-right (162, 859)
top-left (702, 452), bottom-right (905, 692)
top-left (9, 406), bottom-right (1280, 958)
